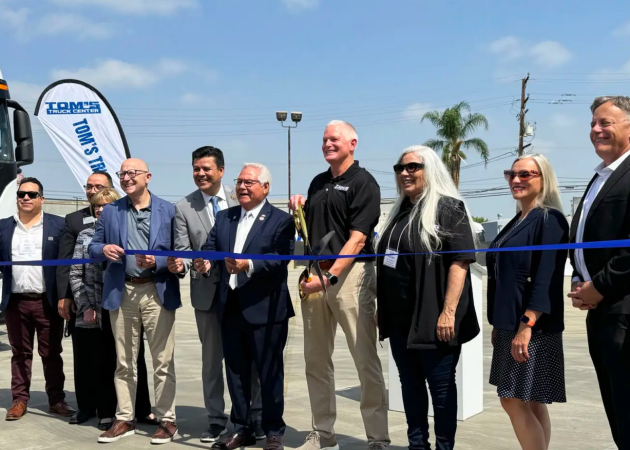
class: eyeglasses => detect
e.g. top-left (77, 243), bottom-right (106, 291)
top-left (17, 191), bottom-right (40, 200)
top-left (504, 170), bottom-right (541, 181)
top-left (84, 184), bottom-right (107, 191)
top-left (393, 162), bottom-right (425, 174)
top-left (116, 170), bottom-right (148, 179)
top-left (234, 179), bottom-right (263, 187)
top-left (93, 204), bottom-right (107, 211)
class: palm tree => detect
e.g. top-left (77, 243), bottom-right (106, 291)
top-left (421, 101), bottom-right (490, 188)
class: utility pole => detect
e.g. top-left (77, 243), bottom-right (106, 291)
top-left (518, 73), bottom-right (531, 156)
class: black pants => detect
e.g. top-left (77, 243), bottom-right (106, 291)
top-left (389, 327), bottom-right (461, 450)
top-left (221, 290), bottom-right (288, 437)
top-left (72, 311), bottom-right (152, 419)
top-left (587, 311), bottom-right (630, 450)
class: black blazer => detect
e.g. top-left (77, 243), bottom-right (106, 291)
top-left (56, 206), bottom-right (94, 300)
top-left (201, 201), bottom-right (296, 326)
top-left (569, 155), bottom-right (630, 314)
top-left (487, 207), bottom-right (568, 333)
top-left (0, 213), bottom-right (65, 311)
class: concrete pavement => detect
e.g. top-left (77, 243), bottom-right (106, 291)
top-left (0, 270), bottom-right (615, 449)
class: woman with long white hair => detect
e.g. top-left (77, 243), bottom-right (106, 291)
top-left (486, 154), bottom-right (568, 450)
top-left (376, 145), bottom-right (480, 450)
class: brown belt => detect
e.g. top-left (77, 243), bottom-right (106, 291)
top-left (317, 260), bottom-right (333, 271)
top-left (125, 276), bottom-right (154, 285)
top-left (12, 292), bottom-right (45, 301)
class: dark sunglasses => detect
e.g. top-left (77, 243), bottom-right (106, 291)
top-left (503, 170), bottom-right (541, 181)
top-left (393, 162), bottom-right (425, 174)
top-left (17, 191), bottom-right (40, 200)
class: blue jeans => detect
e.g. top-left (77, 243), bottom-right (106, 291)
top-left (389, 328), bottom-right (461, 450)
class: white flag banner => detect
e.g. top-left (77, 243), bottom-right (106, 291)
top-left (34, 80), bottom-right (130, 193)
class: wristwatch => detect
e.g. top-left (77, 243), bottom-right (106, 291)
top-left (520, 314), bottom-right (535, 327)
top-left (324, 271), bottom-right (338, 286)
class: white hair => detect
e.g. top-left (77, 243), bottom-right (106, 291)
top-left (380, 145), bottom-right (477, 255)
top-left (513, 154), bottom-right (563, 213)
top-left (326, 120), bottom-right (358, 142)
top-left (242, 162), bottom-right (272, 191)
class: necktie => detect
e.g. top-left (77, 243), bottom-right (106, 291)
top-left (210, 196), bottom-right (221, 219)
top-left (230, 212), bottom-right (250, 290)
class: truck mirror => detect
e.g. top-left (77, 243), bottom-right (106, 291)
top-left (13, 108), bottom-right (33, 167)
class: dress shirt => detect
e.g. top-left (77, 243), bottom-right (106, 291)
top-left (201, 184), bottom-right (228, 228)
top-left (573, 150), bottom-right (630, 282)
top-left (229, 199), bottom-right (267, 290)
top-left (11, 213), bottom-right (45, 293)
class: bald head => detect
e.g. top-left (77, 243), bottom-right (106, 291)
top-left (121, 158), bottom-right (149, 172)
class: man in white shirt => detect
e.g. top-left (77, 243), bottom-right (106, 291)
top-left (0, 178), bottom-right (74, 420)
top-left (568, 96), bottom-right (630, 449)
top-left (196, 163), bottom-right (295, 450)
top-left (167, 147), bottom-right (262, 442)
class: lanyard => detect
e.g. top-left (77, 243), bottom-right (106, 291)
top-left (386, 219), bottom-right (411, 252)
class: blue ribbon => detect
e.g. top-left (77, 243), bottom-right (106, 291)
top-left (0, 238), bottom-right (628, 267)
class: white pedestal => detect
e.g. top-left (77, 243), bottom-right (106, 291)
top-left (387, 263), bottom-right (485, 421)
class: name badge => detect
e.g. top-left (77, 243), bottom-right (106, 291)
top-left (383, 248), bottom-right (398, 269)
top-left (19, 241), bottom-right (36, 256)
top-left (83, 216), bottom-right (96, 225)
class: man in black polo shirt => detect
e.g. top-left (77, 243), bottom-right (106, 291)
top-left (289, 120), bottom-right (389, 450)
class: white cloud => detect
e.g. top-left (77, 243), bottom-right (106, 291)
top-left (0, 7), bottom-right (113, 41)
top-left (156, 59), bottom-right (189, 76)
top-left (401, 103), bottom-right (431, 120)
top-left (50, 58), bottom-right (190, 89)
top-left (550, 113), bottom-right (577, 128)
top-left (530, 41), bottom-right (572, 67)
top-left (488, 36), bottom-right (524, 61)
top-left (47, 0), bottom-right (199, 15)
top-left (38, 13), bottom-right (114, 39)
top-left (488, 36), bottom-right (572, 69)
top-left (6, 81), bottom-right (45, 105)
top-left (612, 20), bottom-right (630, 37)
top-left (282, 0), bottom-right (320, 13)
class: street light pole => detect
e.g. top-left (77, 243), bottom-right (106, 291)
top-left (276, 111), bottom-right (302, 203)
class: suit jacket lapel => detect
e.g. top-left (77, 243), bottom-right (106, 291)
top-left (193, 190), bottom-right (212, 235)
top-left (229, 208), bottom-right (240, 252)
top-left (42, 214), bottom-right (52, 258)
top-left (149, 196), bottom-right (162, 249)
top-left (225, 185), bottom-right (239, 208)
top-left (4, 219), bottom-right (15, 262)
top-left (118, 199), bottom-right (128, 249)
top-left (569, 174), bottom-right (597, 242)
top-left (242, 201), bottom-right (271, 253)
top-left (585, 162), bottom-right (630, 225)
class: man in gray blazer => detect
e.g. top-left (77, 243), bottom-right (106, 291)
top-left (167, 146), bottom-right (262, 442)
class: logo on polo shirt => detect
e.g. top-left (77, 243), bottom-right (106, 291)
top-left (334, 185), bottom-right (349, 191)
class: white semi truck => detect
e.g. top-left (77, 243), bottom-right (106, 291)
top-left (0, 69), bottom-right (35, 318)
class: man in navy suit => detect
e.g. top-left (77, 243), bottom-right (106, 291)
top-left (196, 163), bottom-right (295, 450)
top-left (89, 158), bottom-right (181, 445)
top-left (0, 177), bottom-right (75, 421)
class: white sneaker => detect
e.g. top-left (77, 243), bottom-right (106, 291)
top-left (296, 431), bottom-right (340, 450)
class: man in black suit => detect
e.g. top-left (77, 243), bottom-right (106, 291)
top-left (568, 96), bottom-right (630, 449)
top-left (196, 163), bottom-right (295, 450)
top-left (1, 178), bottom-right (74, 420)
top-left (56, 171), bottom-right (155, 426)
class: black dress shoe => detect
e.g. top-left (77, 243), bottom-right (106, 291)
top-left (212, 433), bottom-right (256, 450)
top-left (69, 410), bottom-right (95, 424)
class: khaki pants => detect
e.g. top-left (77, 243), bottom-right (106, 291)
top-left (302, 261), bottom-right (389, 443)
top-left (110, 282), bottom-right (177, 422)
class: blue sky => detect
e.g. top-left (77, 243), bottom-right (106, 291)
top-left (2, 0), bottom-right (630, 220)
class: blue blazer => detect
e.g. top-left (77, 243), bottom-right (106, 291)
top-left (0, 213), bottom-right (65, 312)
top-left (486, 207), bottom-right (568, 333)
top-left (88, 193), bottom-right (181, 311)
top-left (201, 200), bottom-right (295, 325)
